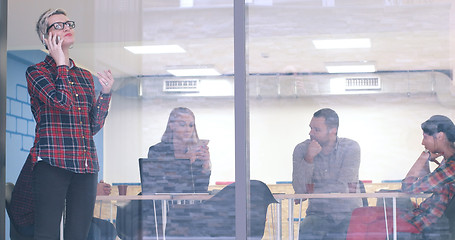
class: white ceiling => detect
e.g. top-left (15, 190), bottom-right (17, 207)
top-left (7, 0), bottom-right (455, 79)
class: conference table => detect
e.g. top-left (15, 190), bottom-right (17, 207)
top-left (272, 192), bottom-right (429, 240)
top-left (96, 192), bottom-right (429, 240)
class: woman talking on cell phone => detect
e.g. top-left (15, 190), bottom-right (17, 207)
top-left (26, 8), bottom-right (114, 239)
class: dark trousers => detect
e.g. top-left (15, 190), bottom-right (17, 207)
top-left (33, 161), bottom-right (98, 240)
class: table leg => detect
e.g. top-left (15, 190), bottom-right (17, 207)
top-left (109, 201), bottom-right (113, 223)
top-left (162, 200), bottom-right (167, 240)
top-left (383, 197), bottom-right (389, 240)
top-left (153, 200), bottom-right (159, 240)
top-left (276, 199), bottom-right (282, 240)
top-left (60, 213), bottom-right (64, 240)
top-left (393, 197), bottom-right (397, 240)
top-left (288, 198), bottom-right (294, 240)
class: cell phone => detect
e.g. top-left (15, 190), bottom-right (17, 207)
top-left (56, 36), bottom-right (61, 44)
top-left (198, 139), bottom-right (209, 146)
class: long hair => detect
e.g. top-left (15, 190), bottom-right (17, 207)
top-left (161, 107), bottom-right (199, 144)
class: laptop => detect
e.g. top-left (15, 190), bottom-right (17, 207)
top-left (139, 157), bottom-right (199, 194)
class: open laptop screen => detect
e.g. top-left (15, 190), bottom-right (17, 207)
top-left (139, 158), bottom-right (199, 194)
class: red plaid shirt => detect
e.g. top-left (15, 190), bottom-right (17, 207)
top-left (26, 55), bottom-right (111, 173)
top-left (402, 155), bottom-right (455, 231)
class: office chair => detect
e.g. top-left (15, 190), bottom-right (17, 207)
top-left (165, 180), bottom-right (278, 239)
top-left (5, 182), bottom-right (33, 240)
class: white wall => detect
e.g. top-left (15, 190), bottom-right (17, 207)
top-left (248, 94), bottom-right (453, 183)
top-left (103, 93), bottom-right (455, 185)
top-left (103, 73), bottom-right (455, 185)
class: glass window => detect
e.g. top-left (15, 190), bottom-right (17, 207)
top-left (4, 0), bottom-right (455, 239)
top-left (248, 0), bottom-right (455, 239)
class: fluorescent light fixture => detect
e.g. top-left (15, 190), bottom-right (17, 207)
top-left (167, 68), bottom-right (221, 77)
top-left (256, 0), bottom-right (273, 5)
top-left (313, 38), bottom-right (371, 49)
top-left (322, 0), bottom-right (335, 7)
top-left (247, 0), bottom-right (273, 5)
top-left (124, 45), bottom-right (186, 54)
top-left (180, 0), bottom-right (194, 7)
top-left (326, 64), bottom-right (376, 73)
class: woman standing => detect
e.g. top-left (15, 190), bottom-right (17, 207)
top-left (148, 107), bottom-right (211, 192)
top-left (27, 8), bottom-right (114, 239)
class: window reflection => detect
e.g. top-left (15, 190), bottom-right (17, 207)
top-left (5, 0), bottom-right (455, 239)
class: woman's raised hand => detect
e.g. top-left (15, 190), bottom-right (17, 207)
top-left (97, 69), bottom-right (115, 94)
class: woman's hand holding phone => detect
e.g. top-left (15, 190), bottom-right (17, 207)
top-left (187, 140), bottom-right (211, 170)
top-left (197, 140), bottom-right (211, 171)
top-left (45, 32), bottom-right (66, 66)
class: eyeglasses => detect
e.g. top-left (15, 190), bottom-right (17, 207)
top-left (46, 21), bottom-right (76, 33)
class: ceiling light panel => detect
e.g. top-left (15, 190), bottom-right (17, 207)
top-left (167, 68), bottom-right (221, 77)
top-left (180, 0), bottom-right (194, 7)
top-left (313, 38), bottom-right (371, 49)
top-left (124, 45), bottom-right (186, 54)
top-left (325, 64), bottom-right (376, 73)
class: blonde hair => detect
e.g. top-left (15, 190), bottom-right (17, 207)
top-left (36, 8), bottom-right (67, 44)
top-left (161, 107), bottom-right (199, 144)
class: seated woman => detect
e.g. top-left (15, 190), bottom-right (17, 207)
top-left (347, 115), bottom-right (455, 240)
top-left (148, 107), bottom-right (211, 192)
top-left (117, 107), bottom-right (211, 239)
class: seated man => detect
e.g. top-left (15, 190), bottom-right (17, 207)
top-left (8, 154), bottom-right (117, 240)
top-left (292, 108), bottom-right (362, 240)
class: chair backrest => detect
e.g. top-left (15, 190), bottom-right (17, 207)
top-left (166, 180), bottom-right (278, 238)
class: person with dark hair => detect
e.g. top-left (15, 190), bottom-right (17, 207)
top-left (347, 115), bottom-right (455, 240)
top-left (292, 108), bottom-right (362, 240)
top-left (26, 8), bottom-right (114, 239)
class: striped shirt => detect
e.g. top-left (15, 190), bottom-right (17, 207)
top-left (26, 55), bottom-right (111, 173)
top-left (402, 155), bottom-right (455, 231)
